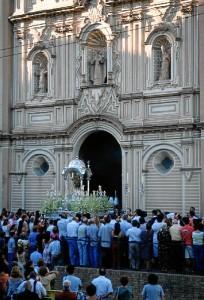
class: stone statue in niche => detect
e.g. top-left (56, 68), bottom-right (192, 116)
top-left (159, 45), bottom-right (171, 80)
top-left (37, 63), bottom-right (47, 93)
top-left (89, 49), bottom-right (107, 85)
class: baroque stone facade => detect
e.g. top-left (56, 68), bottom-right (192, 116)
top-left (0, 0), bottom-right (204, 215)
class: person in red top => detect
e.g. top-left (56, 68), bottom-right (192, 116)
top-left (180, 217), bottom-right (195, 273)
top-left (55, 280), bottom-right (77, 300)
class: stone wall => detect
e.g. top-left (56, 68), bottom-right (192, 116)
top-left (54, 266), bottom-right (204, 300)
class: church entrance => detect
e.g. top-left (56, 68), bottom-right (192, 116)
top-left (79, 131), bottom-right (122, 205)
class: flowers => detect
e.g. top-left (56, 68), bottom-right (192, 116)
top-left (69, 194), bottom-right (113, 214)
top-left (41, 197), bottom-right (62, 214)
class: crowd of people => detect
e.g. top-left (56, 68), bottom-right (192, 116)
top-left (0, 205), bottom-right (201, 299)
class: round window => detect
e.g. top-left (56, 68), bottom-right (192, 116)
top-left (33, 156), bottom-right (49, 177)
top-left (154, 151), bottom-right (174, 175)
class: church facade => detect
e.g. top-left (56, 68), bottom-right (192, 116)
top-left (1, 0), bottom-right (204, 216)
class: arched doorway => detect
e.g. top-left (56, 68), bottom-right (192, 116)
top-left (79, 131), bottom-right (122, 205)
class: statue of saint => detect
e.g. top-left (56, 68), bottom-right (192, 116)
top-left (89, 49), bottom-right (107, 85)
top-left (159, 45), bottom-right (171, 80)
top-left (38, 63), bottom-right (47, 93)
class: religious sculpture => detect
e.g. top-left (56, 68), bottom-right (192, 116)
top-left (159, 45), bottom-right (171, 80)
top-left (37, 63), bottom-right (47, 93)
top-left (89, 49), bottom-right (107, 85)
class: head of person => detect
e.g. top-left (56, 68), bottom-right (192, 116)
top-left (20, 232), bottom-right (27, 240)
top-left (104, 215), bottom-right (111, 224)
top-left (66, 264), bottom-right (75, 275)
top-left (38, 266), bottom-right (48, 277)
top-left (152, 210), bottom-right (158, 217)
top-left (29, 271), bottom-right (37, 280)
top-left (156, 213), bottom-right (164, 223)
top-left (182, 217), bottom-right (190, 225)
top-left (189, 210), bottom-right (195, 217)
top-left (99, 267), bottom-right (106, 276)
top-left (63, 280), bottom-right (71, 291)
top-left (172, 218), bottom-right (178, 225)
top-left (10, 231), bottom-right (16, 238)
top-left (60, 213), bottom-right (66, 219)
top-left (24, 281), bottom-right (32, 291)
top-left (131, 220), bottom-right (138, 227)
top-left (126, 208), bottom-right (131, 215)
top-left (146, 222), bottom-right (152, 231)
top-left (24, 260), bottom-right (34, 269)
top-left (52, 226), bottom-right (58, 234)
top-left (10, 266), bottom-right (21, 278)
top-left (11, 261), bottom-right (19, 268)
top-left (114, 222), bottom-right (121, 232)
top-left (190, 206), bottom-right (195, 213)
top-left (120, 275), bottom-right (129, 287)
top-left (148, 273), bottom-right (158, 285)
top-left (82, 216), bottom-right (88, 224)
top-left (37, 258), bottom-right (45, 268)
top-left (86, 284), bottom-right (96, 296)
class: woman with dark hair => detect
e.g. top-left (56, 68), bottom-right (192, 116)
top-left (142, 273), bottom-right (165, 300)
top-left (112, 275), bottom-right (133, 300)
top-left (38, 266), bottom-right (59, 291)
top-left (140, 222), bottom-right (153, 271)
top-left (158, 223), bottom-right (171, 272)
top-left (111, 222), bottom-right (123, 269)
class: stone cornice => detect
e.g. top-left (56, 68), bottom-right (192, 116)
top-left (123, 123), bottom-right (197, 134)
top-left (9, 5), bottom-right (82, 23)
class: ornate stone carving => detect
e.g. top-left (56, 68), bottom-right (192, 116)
top-left (181, 3), bottom-right (193, 14)
top-left (78, 87), bottom-right (118, 116)
top-left (121, 12), bottom-right (142, 23)
top-left (54, 22), bottom-right (73, 34)
top-left (87, 0), bottom-right (106, 24)
top-left (74, 0), bottom-right (88, 6)
top-left (15, 29), bottom-right (25, 41)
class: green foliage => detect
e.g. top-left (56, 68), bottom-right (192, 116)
top-left (69, 195), bottom-right (113, 214)
top-left (41, 197), bottom-right (62, 214)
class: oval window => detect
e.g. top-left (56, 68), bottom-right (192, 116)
top-left (33, 156), bottom-right (49, 177)
top-left (154, 151), bottom-right (174, 175)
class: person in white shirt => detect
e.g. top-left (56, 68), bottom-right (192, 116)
top-left (66, 213), bottom-right (80, 266)
top-left (126, 220), bottom-right (142, 270)
top-left (92, 268), bottom-right (113, 300)
top-left (48, 235), bottom-right (61, 270)
top-left (57, 213), bottom-right (70, 265)
top-left (17, 271), bottom-right (46, 299)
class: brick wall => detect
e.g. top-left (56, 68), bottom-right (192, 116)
top-left (54, 267), bottom-right (204, 300)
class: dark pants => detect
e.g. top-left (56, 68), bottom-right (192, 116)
top-left (170, 241), bottom-right (183, 272)
top-left (100, 246), bottom-right (112, 268)
top-left (60, 236), bottom-right (70, 265)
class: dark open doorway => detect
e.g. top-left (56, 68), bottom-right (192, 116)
top-left (79, 131), bottom-right (122, 205)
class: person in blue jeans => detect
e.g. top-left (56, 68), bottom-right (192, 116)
top-left (142, 273), bottom-right (165, 300)
top-left (7, 231), bottom-right (16, 271)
